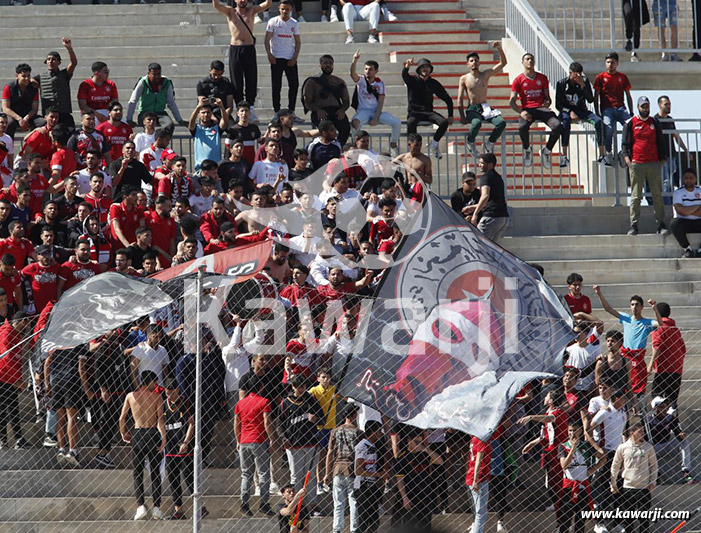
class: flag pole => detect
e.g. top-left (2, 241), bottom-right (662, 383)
top-left (193, 266), bottom-right (205, 533)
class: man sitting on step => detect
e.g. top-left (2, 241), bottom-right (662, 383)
top-left (510, 52), bottom-right (562, 171)
top-left (670, 167), bottom-right (701, 258)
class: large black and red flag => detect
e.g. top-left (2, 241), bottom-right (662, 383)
top-left (338, 194), bottom-right (573, 440)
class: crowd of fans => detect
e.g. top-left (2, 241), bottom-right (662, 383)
top-left (0, 2), bottom-right (696, 531)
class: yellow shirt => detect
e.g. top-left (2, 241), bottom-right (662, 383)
top-left (309, 384), bottom-right (336, 430)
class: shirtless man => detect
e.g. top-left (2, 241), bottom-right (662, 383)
top-left (213, 0), bottom-right (272, 122)
top-left (457, 42), bottom-right (507, 158)
top-left (395, 132), bottom-right (432, 187)
top-left (120, 370), bottom-right (167, 521)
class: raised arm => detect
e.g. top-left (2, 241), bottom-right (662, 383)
top-left (592, 285), bottom-right (620, 319)
top-left (350, 49), bottom-right (361, 83)
top-left (253, 0), bottom-right (272, 14)
top-left (212, 0), bottom-right (231, 16)
top-left (63, 38), bottom-right (77, 77)
top-left (491, 41), bottom-right (507, 73)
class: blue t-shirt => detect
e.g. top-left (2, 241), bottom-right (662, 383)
top-left (619, 312), bottom-right (656, 350)
top-left (192, 122), bottom-right (221, 170)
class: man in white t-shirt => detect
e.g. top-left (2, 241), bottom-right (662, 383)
top-left (670, 168), bottom-right (701, 258)
top-left (588, 383), bottom-right (627, 533)
top-left (249, 138), bottom-right (289, 191)
top-left (75, 149), bottom-right (111, 195)
top-left (265, 0), bottom-right (301, 119)
top-left (565, 313), bottom-right (603, 393)
top-left (129, 324), bottom-right (170, 387)
top-left (349, 50), bottom-right (402, 155)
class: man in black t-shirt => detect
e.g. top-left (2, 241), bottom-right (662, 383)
top-left (655, 95), bottom-right (688, 200)
top-left (163, 379), bottom-right (205, 520)
top-left (277, 484), bottom-right (310, 533)
top-left (196, 61), bottom-right (235, 120)
top-left (218, 139), bottom-right (252, 193)
top-left (108, 141), bottom-right (152, 202)
top-left (450, 171), bottom-right (481, 220)
top-left (470, 153), bottom-right (509, 243)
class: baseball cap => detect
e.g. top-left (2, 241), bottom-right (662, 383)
top-left (44, 51), bottom-right (62, 63)
top-left (161, 149), bottom-right (178, 162)
top-left (651, 396), bottom-right (668, 408)
top-left (35, 245), bottom-right (52, 256)
top-left (637, 96), bottom-right (650, 106)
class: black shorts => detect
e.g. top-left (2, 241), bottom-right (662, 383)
top-left (51, 380), bottom-right (83, 409)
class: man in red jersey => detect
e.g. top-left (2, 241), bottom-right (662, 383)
top-left (157, 156), bottom-right (193, 204)
top-left (509, 52), bottom-right (562, 170)
top-left (564, 272), bottom-right (592, 314)
top-left (0, 221), bottom-right (35, 267)
top-left (77, 61), bottom-right (118, 125)
top-left (84, 173), bottom-right (112, 225)
top-left (49, 124), bottom-right (78, 184)
top-left (146, 195), bottom-right (176, 267)
top-left (21, 245), bottom-right (59, 314)
top-left (57, 239), bottom-right (104, 297)
top-left (25, 153), bottom-right (62, 219)
top-left (0, 254), bottom-right (23, 311)
top-left (200, 197), bottom-right (236, 243)
top-left (594, 51), bottom-right (634, 165)
top-left (621, 96), bottom-right (668, 236)
top-left (96, 101), bottom-right (133, 163)
top-left (68, 110), bottom-right (111, 166)
top-left (109, 185), bottom-right (145, 249)
top-left (19, 107), bottom-right (59, 167)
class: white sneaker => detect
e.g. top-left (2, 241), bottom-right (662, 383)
top-left (483, 140), bottom-right (494, 154)
top-left (466, 141), bottom-right (479, 158)
top-left (297, 15), bottom-right (306, 22)
top-left (497, 521), bottom-right (508, 533)
top-left (151, 507), bottom-right (163, 520)
top-left (254, 14), bottom-right (263, 23)
top-left (432, 144), bottom-right (442, 159)
top-left (321, 14), bottom-right (328, 21)
top-left (540, 147), bottom-right (552, 169)
top-left (661, 52), bottom-right (670, 61)
top-left (593, 524), bottom-right (610, 533)
top-left (345, 34), bottom-right (355, 44)
top-left (254, 484), bottom-right (261, 496)
top-left (522, 148), bottom-right (533, 167)
top-left (367, 34), bottom-right (379, 44)
top-left (330, 6), bottom-right (339, 21)
top-left (134, 505), bottom-right (149, 521)
top-left (385, 10), bottom-right (398, 21)
top-left (263, 11), bottom-right (269, 20)
top-left (269, 481), bottom-right (280, 494)
top-left (559, 154), bottom-right (569, 168)
top-left (390, 144), bottom-right (399, 157)
top-left (631, 52), bottom-right (640, 62)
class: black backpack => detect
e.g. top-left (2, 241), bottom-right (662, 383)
top-left (351, 76), bottom-right (381, 111)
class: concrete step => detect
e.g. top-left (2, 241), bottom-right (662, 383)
top-left (380, 29), bottom-right (482, 43)
top-left (540, 258), bottom-right (701, 284)
top-left (503, 231), bottom-right (683, 257)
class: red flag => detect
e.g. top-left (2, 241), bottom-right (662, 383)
top-left (149, 240), bottom-right (273, 282)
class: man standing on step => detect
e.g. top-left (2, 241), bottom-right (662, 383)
top-left (509, 52), bottom-right (562, 170)
top-left (622, 96), bottom-right (669, 236)
top-left (119, 370), bottom-right (166, 521)
top-left (35, 38), bottom-right (77, 129)
top-left (265, 0), bottom-right (301, 122)
top-left (213, 0), bottom-right (272, 124)
top-left (457, 42), bottom-right (508, 159)
top-left (125, 63), bottom-right (185, 131)
top-left (402, 57), bottom-right (454, 159)
top-left (469, 152), bottom-right (509, 243)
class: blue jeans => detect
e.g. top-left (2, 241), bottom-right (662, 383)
top-left (333, 474), bottom-right (358, 533)
top-left (470, 480), bottom-right (490, 533)
top-left (662, 156), bottom-right (678, 204)
top-left (560, 109), bottom-right (604, 147)
top-left (602, 106), bottom-right (631, 152)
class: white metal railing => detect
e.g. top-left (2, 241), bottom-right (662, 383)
top-left (504, 0), bottom-right (574, 94)
top-left (531, 0), bottom-right (701, 54)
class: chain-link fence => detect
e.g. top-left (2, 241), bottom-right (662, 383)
top-left (0, 263), bottom-right (699, 533)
